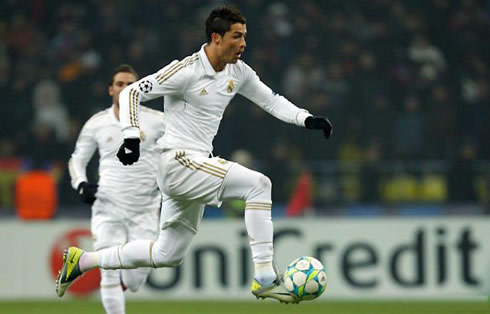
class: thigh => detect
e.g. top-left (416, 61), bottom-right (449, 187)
top-left (159, 193), bottom-right (205, 233)
top-left (218, 162), bottom-right (268, 200)
top-left (158, 150), bottom-right (234, 206)
top-left (152, 219), bottom-right (197, 266)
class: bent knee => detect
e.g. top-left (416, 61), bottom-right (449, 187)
top-left (124, 271), bottom-right (150, 292)
top-left (257, 174), bottom-right (272, 191)
top-left (246, 173), bottom-right (272, 201)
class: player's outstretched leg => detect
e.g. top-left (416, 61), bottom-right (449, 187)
top-left (56, 246), bottom-right (85, 297)
top-left (251, 266), bottom-right (299, 304)
top-left (219, 163), bottom-right (298, 303)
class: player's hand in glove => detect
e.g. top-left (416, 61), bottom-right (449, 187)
top-left (117, 138), bottom-right (140, 165)
top-left (305, 116), bottom-right (333, 139)
top-left (77, 182), bottom-right (98, 204)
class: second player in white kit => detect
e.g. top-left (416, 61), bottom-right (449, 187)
top-left (57, 5), bottom-right (332, 304)
top-left (68, 65), bottom-right (165, 313)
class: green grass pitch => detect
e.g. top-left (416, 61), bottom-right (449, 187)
top-left (0, 300), bottom-right (488, 314)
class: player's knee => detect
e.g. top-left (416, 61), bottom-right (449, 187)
top-left (247, 173), bottom-right (272, 200)
top-left (123, 269), bottom-right (150, 292)
top-left (126, 279), bottom-right (145, 292)
top-left (258, 174), bottom-right (272, 192)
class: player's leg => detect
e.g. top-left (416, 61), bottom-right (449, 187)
top-left (100, 269), bottom-right (125, 314)
top-left (158, 151), bottom-right (285, 297)
top-left (219, 163), bottom-right (275, 282)
top-left (92, 214), bottom-right (128, 314)
top-left (120, 208), bottom-right (159, 292)
top-left (82, 196), bottom-right (199, 270)
top-left (120, 268), bottom-right (150, 292)
top-left (218, 162), bottom-right (298, 303)
top-left (157, 152), bottom-right (293, 301)
top-left (56, 217), bottom-right (130, 302)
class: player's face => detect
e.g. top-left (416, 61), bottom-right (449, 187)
top-left (109, 72), bottom-right (137, 106)
top-left (219, 23), bottom-right (246, 64)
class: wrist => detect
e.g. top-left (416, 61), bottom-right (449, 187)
top-left (77, 182), bottom-right (87, 193)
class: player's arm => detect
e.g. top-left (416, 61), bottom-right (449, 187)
top-left (68, 120), bottom-right (98, 204)
top-left (238, 64), bottom-right (332, 139)
top-left (117, 60), bottom-right (189, 165)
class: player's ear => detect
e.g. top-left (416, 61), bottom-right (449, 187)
top-left (212, 32), bottom-right (221, 45)
top-left (108, 85), bottom-right (114, 96)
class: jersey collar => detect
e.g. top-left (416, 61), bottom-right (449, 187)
top-left (199, 44), bottom-right (217, 77)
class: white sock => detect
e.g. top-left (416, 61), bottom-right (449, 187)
top-left (98, 240), bottom-right (153, 269)
top-left (100, 269), bottom-right (125, 314)
top-left (79, 252), bottom-right (100, 272)
top-left (254, 261), bottom-right (276, 285)
top-left (244, 207), bottom-right (276, 284)
top-left (100, 285), bottom-right (125, 314)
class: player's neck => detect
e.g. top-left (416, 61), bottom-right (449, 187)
top-left (204, 45), bottom-right (226, 72)
top-left (113, 104), bottom-right (120, 120)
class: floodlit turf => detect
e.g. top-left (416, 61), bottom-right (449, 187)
top-left (0, 300), bottom-right (488, 314)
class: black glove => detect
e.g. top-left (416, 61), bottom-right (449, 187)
top-left (77, 182), bottom-right (98, 204)
top-left (305, 116), bottom-right (333, 139)
top-left (117, 138), bottom-right (140, 165)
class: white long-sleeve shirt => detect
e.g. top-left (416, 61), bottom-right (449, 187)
top-left (68, 105), bottom-right (165, 213)
top-left (119, 44), bottom-right (311, 154)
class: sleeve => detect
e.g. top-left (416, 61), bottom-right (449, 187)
top-left (238, 63), bottom-right (312, 127)
top-left (119, 60), bottom-right (189, 139)
top-left (68, 119), bottom-right (97, 190)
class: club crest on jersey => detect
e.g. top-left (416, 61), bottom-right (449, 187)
top-left (140, 130), bottom-right (146, 141)
top-left (227, 80), bottom-right (234, 93)
top-left (139, 80), bottom-right (153, 93)
top-left (217, 158), bottom-right (228, 165)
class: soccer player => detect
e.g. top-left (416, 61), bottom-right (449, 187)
top-left (57, 5), bottom-right (331, 304)
top-left (67, 64), bottom-right (165, 313)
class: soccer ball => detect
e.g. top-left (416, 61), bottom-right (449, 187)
top-left (283, 256), bottom-right (327, 301)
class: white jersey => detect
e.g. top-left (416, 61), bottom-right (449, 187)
top-left (119, 44), bottom-right (312, 153)
top-left (69, 105), bottom-right (165, 213)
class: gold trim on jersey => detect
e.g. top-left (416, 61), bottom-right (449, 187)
top-left (155, 55), bottom-right (199, 84)
top-left (129, 88), bottom-right (140, 128)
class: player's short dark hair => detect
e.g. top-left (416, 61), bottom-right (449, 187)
top-left (205, 5), bottom-right (246, 43)
top-left (109, 64), bottom-right (138, 86)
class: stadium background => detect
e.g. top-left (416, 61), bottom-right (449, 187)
top-left (0, 0), bottom-right (489, 313)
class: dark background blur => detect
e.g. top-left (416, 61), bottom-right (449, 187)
top-left (0, 0), bottom-right (489, 217)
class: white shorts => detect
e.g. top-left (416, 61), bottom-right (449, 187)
top-left (157, 149), bottom-right (235, 206)
top-left (156, 149), bottom-right (235, 233)
top-left (91, 198), bottom-right (160, 250)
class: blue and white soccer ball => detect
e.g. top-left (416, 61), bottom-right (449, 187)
top-left (284, 256), bottom-right (327, 301)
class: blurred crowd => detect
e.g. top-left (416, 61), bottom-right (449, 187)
top-left (0, 0), bottom-right (489, 207)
